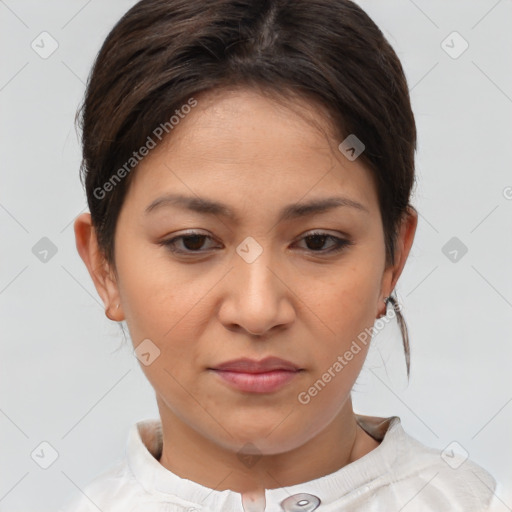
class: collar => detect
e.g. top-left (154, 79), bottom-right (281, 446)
top-left (126, 414), bottom-right (403, 511)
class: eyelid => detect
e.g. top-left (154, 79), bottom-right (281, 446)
top-left (293, 230), bottom-right (353, 253)
top-left (159, 229), bottom-right (353, 256)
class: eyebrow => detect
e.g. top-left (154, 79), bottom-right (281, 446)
top-left (144, 193), bottom-right (369, 223)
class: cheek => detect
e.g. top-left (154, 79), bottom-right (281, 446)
top-left (115, 241), bottom-right (194, 336)
top-left (304, 259), bottom-right (381, 373)
top-left (115, 242), bottom-right (217, 382)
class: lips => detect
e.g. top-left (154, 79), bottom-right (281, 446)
top-left (210, 356), bottom-right (301, 373)
top-left (208, 356), bottom-right (303, 393)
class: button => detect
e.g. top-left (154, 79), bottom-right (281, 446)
top-left (280, 493), bottom-right (321, 511)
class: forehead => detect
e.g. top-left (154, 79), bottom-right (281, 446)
top-left (123, 87), bottom-right (379, 217)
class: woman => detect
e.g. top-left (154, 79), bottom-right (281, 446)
top-left (62, 0), bottom-right (498, 510)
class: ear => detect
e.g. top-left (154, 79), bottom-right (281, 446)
top-left (377, 206), bottom-right (418, 317)
top-left (74, 212), bottom-right (124, 321)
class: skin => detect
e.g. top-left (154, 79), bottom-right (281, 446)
top-left (74, 87), bottom-right (417, 499)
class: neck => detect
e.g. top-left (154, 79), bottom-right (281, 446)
top-left (156, 395), bottom-right (380, 496)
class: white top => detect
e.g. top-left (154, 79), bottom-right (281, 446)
top-left (59, 414), bottom-right (502, 512)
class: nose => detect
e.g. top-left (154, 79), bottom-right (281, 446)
top-left (217, 238), bottom-right (295, 336)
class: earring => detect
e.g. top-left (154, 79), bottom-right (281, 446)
top-left (378, 295), bottom-right (391, 318)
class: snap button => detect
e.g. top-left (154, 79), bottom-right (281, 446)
top-left (280, 493), bottom-right (321, 511)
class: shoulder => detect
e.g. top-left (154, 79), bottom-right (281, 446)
top-left (379, 417), bottom-right (497, 511)
top-left (58, 458), bottom-right (148, 512)
top-left (58, 419), bottom-right (164, 511)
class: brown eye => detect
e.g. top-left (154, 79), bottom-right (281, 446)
top-left (159, 230), bottom-right (353, 257)
top-left (160, 232), bottom-right (220, 254)
top-left (180, 234), bottom-right (207, 251)
top-left (295, 231), bottom-right (353, 254)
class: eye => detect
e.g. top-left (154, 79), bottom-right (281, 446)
top-left (159, 230), bottom-right (353, 256)
top-left (293, 231), bottom-right (353, 254)
top-left (159, 231), bottom-right (219, 255)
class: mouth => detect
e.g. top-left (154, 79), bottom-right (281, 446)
top-left (209, 356), bottom-right (302, 373)
top-left (209, 368), bottom-right (303, 393)
top-left (207, 356), bottom-right (304, 393)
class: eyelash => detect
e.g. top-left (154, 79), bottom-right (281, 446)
top-left (159, 230), bottom-right (353, 256)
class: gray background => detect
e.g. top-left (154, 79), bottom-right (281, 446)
top-left (1, 1), bottom-right (511, 510)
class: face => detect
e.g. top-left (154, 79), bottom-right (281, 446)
top-left (78, 87), bottom-right (413, 456)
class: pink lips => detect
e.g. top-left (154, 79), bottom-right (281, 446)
top-left (209, 356), bottom-right (302, 393)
